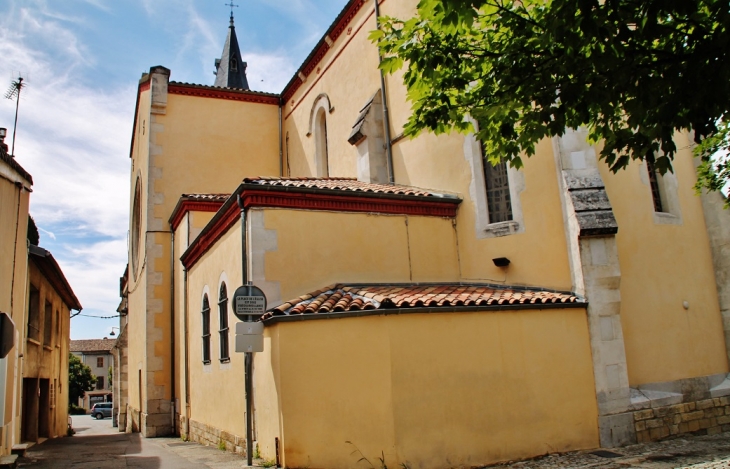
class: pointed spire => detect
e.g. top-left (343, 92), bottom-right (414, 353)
top-left (214, 8), bottom-right (249, 90)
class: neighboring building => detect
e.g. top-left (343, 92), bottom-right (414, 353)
top-left (70, 339), bottom-right (115, 410)
top-left (0, 129), bottom-right (81, 452)
top-left (118, 2), bottom-right (730, 468)
top-left (0, 128), bottom-right (32, 453)
top-left (22, 245), bottom-right (81, 442)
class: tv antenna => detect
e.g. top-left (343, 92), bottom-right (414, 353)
top-left (4, 72), bottom-right (29, 156)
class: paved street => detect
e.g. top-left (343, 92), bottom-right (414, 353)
top-left (18, 416), bottom-right (253, 469)
top-left (16, 416), bottom-right (730, 468)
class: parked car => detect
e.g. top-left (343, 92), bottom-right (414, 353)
top-left (90, 402), bottom-right (112, 420)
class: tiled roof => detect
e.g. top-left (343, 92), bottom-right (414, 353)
top-left (243, 177), bottom-right (455, 199)
top-left (263, 284), bottom-right (584, 320)
top-left (169, 81), bottom-right (280, 97)
top-left (70, 338), bottom-right (116, 353)
top-left (180, 193), bottom-right (230, 202)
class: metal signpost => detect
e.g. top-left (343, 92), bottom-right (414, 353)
top-left (232, 283), bottom-right (266, 466)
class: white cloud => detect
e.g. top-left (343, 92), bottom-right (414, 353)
top-left (0, 1), bottom-right (132, 339)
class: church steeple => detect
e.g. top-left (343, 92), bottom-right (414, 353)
top-left (214, 11), bottom-right (250, 90)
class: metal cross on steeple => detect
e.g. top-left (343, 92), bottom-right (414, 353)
top-left (225, 1), bottom-right (239, 25)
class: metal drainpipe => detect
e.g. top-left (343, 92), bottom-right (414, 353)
top-left (278, 105), bottom-right (283, 177)
top-left (10, 182), bottom-right (22, 313)
top-left (236, 194), bottom-right (254, 465)
top-left (170, 229), bottom-right (176, 434)
top-left (182, 266), bottom-right (190, 438)
top-left (374, 0), bottom-right (395, 184)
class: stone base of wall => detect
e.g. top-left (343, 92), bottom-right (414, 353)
top-left (127, 407), bottom-right (141, 433)
top-left (188, 419), bottom-right (248, 456)
top-left (634, 397), bottom-right (730, 442)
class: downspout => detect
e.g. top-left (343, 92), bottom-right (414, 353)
top-left (374, 0), bottom-right (395, 184)
top-left (169, 229), bottom-right (176, 434)
top-left (236, 194), bottom-right (253, 466)
top-left (278, 104), bottom-right (283, 177)
top-left (182, 266), bottom-right (190, 439)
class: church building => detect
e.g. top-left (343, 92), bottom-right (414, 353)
top-left (118, 1), bottom-right (730, 468)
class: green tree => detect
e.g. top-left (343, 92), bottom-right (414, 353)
top-left (372, 0), bottom-right (730, 191)
top-left (108, 365), bottom-right (113, 392)
top-left (68, 353), bottom-right (96, 406)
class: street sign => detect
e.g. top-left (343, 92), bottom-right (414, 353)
top-left (235, 321), bottom-right (263, 335)
top-left (231, 285), bottom-right (267, 321)
top-left (235, 334), bottom-right (263, 353)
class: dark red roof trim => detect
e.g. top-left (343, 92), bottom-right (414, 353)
top-left (139, 80), bottom-right (151, 93)
top-left (181, 204), bottom-right (239, 270)
top-left (281, 0), bottom-right (370, 104)
top-left (168, 83), bottom-right (280, 105)
top-left (330, 0), bottom-right (367, 41)
top-left (240, 190), bottom-right (457, 217)
top-left (169, 200), bottom-right (226, 231)
top-left (181, 185), bottom-right (459, 270)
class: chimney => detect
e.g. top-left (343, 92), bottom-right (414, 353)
top-left (0, 128), bottom-right (8, 154)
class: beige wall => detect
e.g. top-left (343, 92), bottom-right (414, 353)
top-left (0, 163), bottom-right (30, 454)
top-left (24, 260), bottom-right (71, 442)
top-left (186, 222), bottom-right (247, 438)
top-left (602, 135), bottom-right (729, 386)
top-left (265, 308), bottom-right (598, 469)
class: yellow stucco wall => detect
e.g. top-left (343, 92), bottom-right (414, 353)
top-left (603, 135), bottom-right (728, 386)
top-left (268, 308), bottom-right (598, 469)
top-left (261, 209), bottom-right (459, 301)
top-left (153, 94), bottom-right (280, 222)
top-left (187, 223), bottom-right (247, 438)
top-left (281, 0), bottom-right (573, 293)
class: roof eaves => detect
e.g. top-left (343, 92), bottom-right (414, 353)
top-left (263, 301), bottom-right (588, 325)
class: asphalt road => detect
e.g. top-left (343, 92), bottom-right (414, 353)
top-left (19, 416), bottom-right (202, 469)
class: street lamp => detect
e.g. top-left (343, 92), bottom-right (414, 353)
top-left (109, 327), bottom-right (120, 337)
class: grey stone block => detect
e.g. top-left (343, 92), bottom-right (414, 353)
top-left (571, 188), bottom-right (613, 212)
top-left (599, 412), bottom-right (637, 448)
top-left (576, 210), bottom-right (619, 236)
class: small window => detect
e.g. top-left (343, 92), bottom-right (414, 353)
top-left (219, 283), bottom-right (230, 362)
top-left (43, 301), bottom-right (52, 345)
top-left (27, 285), bottom-right (40, 341)
top-left (97, 357), bottom-right (104, 368)
top-left (96, 376), bottom-right (104, 390)
top-left (231, 58), bottom-right (238, 71)
top-left (202, 295), bottom-right (211, 364)
top-left (646, 159), bottom-right (666, 213)
top-left (484, 156), bottom-right (513, 223)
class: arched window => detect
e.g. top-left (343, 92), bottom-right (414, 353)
top-left (231, 58), bottom-right (238, 71)
top-left (131, 177), bottom-right (142, 279)
top-left (218, 283), bottom-right (229, 362)
top-left (314, 108), bottom-right (329, 176)
top-left (202, 295), bottom-right (211, 364)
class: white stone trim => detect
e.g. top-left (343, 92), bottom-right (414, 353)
top-left (249, 209), bottom-right (282, 309)
top-left (463, 130), bottom-right (525, 239)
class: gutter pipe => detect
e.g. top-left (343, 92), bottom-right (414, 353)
top-left (374, 0), bottom-right (395, 184)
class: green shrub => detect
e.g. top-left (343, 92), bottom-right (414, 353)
top-left (68, 404), bottom-right (86, 415)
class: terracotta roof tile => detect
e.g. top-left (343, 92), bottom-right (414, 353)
top-left (70, 338), bottom-right (116, 353)
top-left (263, 284), bottom-right (584, 320)
top-left (181, 193), bottom-right (230, 202)
top-left (242, 177), bottom-right (456, 199)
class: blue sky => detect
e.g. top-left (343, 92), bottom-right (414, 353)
top-left (0, 0), bottom-right (348, 339)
